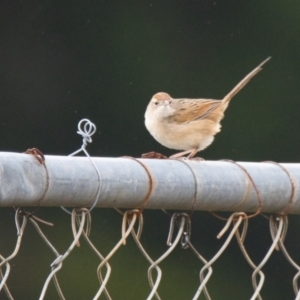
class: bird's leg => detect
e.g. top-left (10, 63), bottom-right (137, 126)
top-left (170, 149), bottom-right (193, 158)
top-left (170, 148), bottom-right (198, 159)
top-left (187, 148), bottom-right (199, 159)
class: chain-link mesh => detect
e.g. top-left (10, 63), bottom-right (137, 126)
top-left (0, 208), bottom-right (299, 300)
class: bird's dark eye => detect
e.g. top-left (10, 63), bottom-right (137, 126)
top-left (154, 101), bottom-right (159, 106)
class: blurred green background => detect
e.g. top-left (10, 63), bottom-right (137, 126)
top-left (0, 0), bottom-right (300, 299)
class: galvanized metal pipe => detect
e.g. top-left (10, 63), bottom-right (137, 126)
top-left (0, 152), bottom-right (299, 214)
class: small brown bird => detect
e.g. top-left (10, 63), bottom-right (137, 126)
top-left (144, 57), bottom-right (271, 158)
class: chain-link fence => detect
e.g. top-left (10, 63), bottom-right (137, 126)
top-left (0, 208), bottom-right (299, 299)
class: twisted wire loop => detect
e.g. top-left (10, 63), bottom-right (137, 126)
top-left (61, 119), bottom-right (101, 215)
top-left (0, 209), bottom-right (27, 298)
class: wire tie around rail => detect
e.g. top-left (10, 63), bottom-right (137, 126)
top-left (262, 161), bottom-right (296, 215)
top-left (121, 157), bottom-right (154, 211)
top-left (61, 119), bottom-right (101, 215)
top-left (173, 159), bottom-right (200, 215)
top-left (212, 160), bottom-right (263, 221)
top-left (21, 148), bottom-right (50, 216)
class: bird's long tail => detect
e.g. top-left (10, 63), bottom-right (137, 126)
top-left (222, 57), bottom-right (271, 104)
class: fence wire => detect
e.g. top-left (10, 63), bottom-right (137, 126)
top-left (0, 208), bottom-right (299, 300)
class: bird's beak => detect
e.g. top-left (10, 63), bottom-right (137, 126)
top-left (163, 100), bottom-right (171, 105)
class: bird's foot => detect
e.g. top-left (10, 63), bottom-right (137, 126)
top-left (141, 151), bottom-right (168, 159)
top-left (170, 148), bottom-right (203, 160)
top-left (190, 157), bottom-right (205, 161)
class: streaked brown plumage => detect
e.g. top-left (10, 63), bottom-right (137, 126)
top-left (144, 57), bottom-right (271, 158)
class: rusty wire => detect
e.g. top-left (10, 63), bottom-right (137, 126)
top-left (19, 148), bottom-right (50, 216)
top-left (263, 161), bottom-right (297, 215)
top-left (1, 209), bottom-right (300, 299)
top-left (0, 209), bottom-right (27, 298)
top-left (93, 210), bottom-right (138, 299)
top-left (268, 215), bottom-right (300, 299)
top-left (147, 213), bottom-right (188, 300)
top-left (39, 209), bottom-right (87, 299)
top-left (129, 212), bottom-right (162, 300)
top-left (121, 157), bottom-right (155, 211)
top-left (212, 160), bottom-right (263, 220)
top-left (194, 213), bottom-right (245, 299)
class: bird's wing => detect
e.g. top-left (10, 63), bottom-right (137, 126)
top-left (168, 98), bottom-right (223, 124)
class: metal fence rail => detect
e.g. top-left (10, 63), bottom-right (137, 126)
top-left (0, 151), bottom-right (299, 214)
